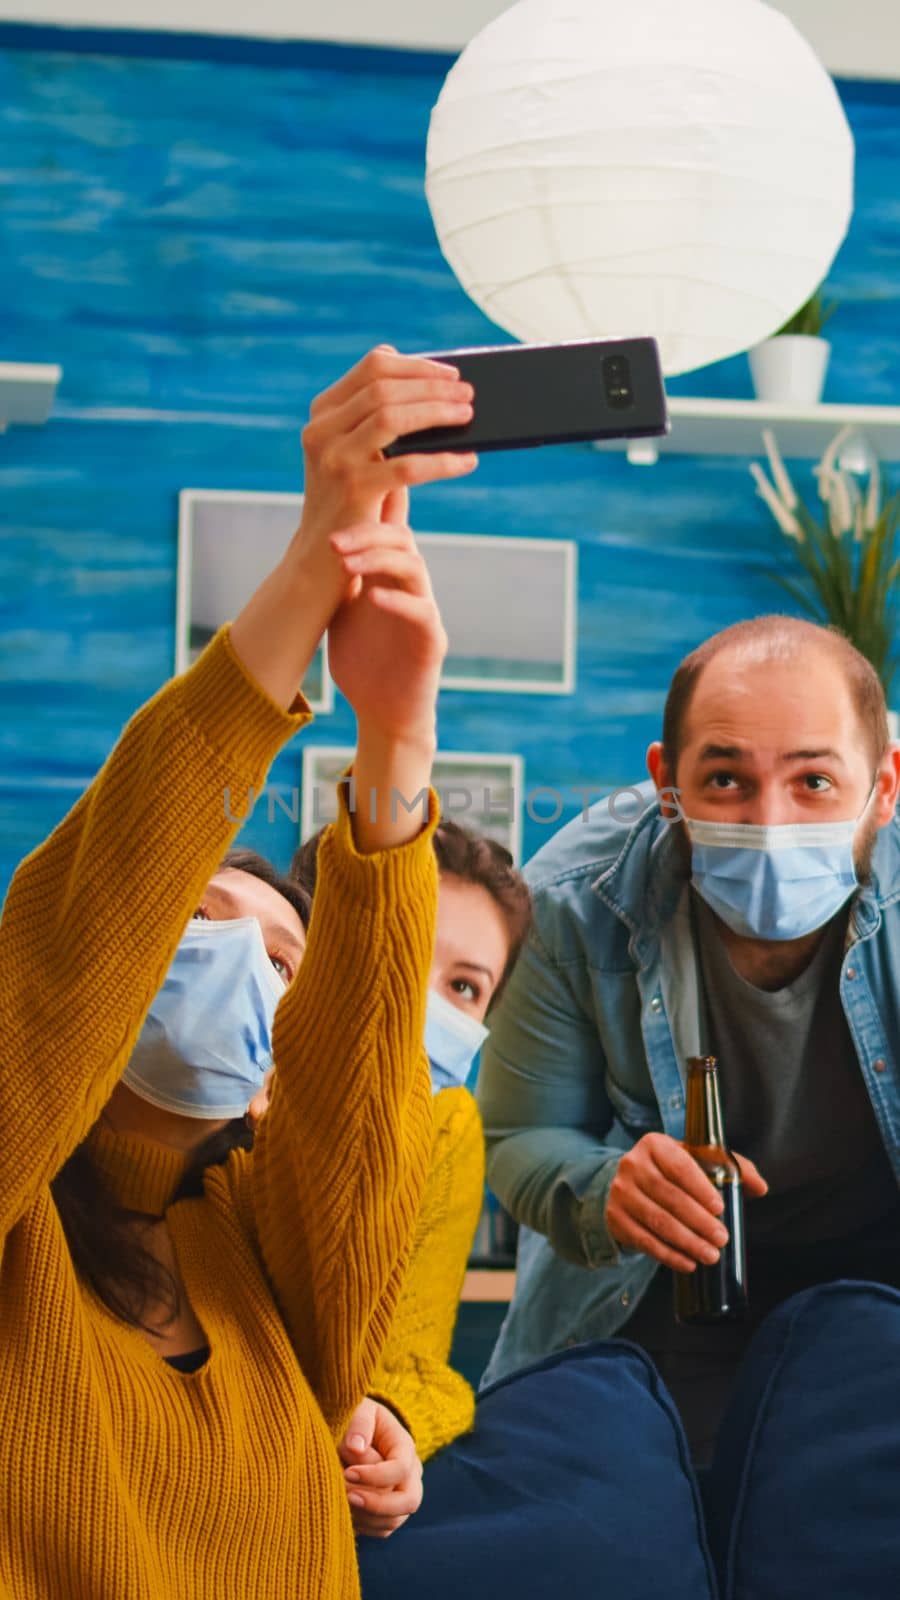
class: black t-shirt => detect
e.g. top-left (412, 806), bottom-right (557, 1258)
top-left (694, 893), bottom-right (899, 1245)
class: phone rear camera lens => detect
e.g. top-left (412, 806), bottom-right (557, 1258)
top-left (603, 355), bottom-right (633, 410)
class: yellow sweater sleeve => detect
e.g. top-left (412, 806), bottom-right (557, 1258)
top-left (242, 795), bottom-right (438, 1439)
top-left (0, 627), bottom-right (308, 1252)
top-left (368, 1087), bottom-right (486, 1461)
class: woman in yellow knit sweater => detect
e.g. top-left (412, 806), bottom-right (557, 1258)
top-left (0, 347), bottom-right (479, 1600)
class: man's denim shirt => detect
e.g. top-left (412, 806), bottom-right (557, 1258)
top-left (477, 782), bottom-right (900, 1387)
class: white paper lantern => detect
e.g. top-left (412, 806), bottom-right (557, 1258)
top-left (425, 0), bottom-right (854, 376)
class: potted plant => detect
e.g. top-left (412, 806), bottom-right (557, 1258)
top-left (748, 289), bottom-right (837, 407)
top-left (751, 426), bottom-right (900, 730)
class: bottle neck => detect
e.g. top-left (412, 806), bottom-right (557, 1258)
top-left (684, 1056), bottom-right (726, 1148)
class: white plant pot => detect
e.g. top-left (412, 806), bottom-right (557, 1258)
top-left (748, 335), bottom-right (831, 406)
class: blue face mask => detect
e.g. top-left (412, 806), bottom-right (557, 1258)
top-left (424, 989), bottom-right (489, 1094)
top-left (686, 808), bottom-right (869, 942)
top-left (122, 917), bottom-right (286, 1118)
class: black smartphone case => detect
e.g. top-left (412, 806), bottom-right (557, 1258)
top-left (383, 337), bottom-right (669, 457)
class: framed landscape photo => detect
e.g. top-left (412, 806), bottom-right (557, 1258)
top-left (177, 489), bottom-right (333, 712)
top-left (300, 746), bottom-right (525, 862)
top-left (178, 491), bottom-right (575, 708)
top-left (417, 532), bottom-right (577, 694)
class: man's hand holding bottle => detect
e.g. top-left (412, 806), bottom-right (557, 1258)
top-left (605, 1131), bottom-right (768, 1273)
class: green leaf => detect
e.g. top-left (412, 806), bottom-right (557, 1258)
top-left (761, 466), bottom-right (900, 700)
top-left (773, 289), bottom-right (836, 338)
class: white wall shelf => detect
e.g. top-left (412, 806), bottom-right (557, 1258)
top-left (0, 363), bottom-right (63, 430)
top-left (593, 398), bottom-right (900, 465)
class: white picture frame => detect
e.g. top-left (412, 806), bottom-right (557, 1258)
top-left (176, 489), bottom-right (333, 713)
top-left (301, 745), bottom-right (525, 863)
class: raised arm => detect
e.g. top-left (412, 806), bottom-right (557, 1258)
top-left (226, 347), bottom-right (479, 1429)
top-left (242, 512), bottom-right (462, 1433)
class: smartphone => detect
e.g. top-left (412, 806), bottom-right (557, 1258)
top-left (383, 336), bottom-right (668, 457)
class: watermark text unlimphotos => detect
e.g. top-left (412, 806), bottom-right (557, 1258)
top-left (223, 780), bottom-right (685, 828)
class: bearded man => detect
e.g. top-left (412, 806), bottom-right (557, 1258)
top-left (478, 615), bottom-right (900, 1462)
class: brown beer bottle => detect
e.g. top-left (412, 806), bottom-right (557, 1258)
top-left (673, 1055), bottom-right (748, 1324)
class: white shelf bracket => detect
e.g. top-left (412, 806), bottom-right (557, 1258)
top-left (626, 439), bottom-right (660, 465)
top-left (0, 363), bottom-right (63, 429)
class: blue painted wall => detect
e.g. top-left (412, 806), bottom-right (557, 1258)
top-left (1, 28), bottom-right (899, 890)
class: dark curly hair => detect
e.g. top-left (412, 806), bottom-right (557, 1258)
top-left (292, 818), bottom-right (532, 1009)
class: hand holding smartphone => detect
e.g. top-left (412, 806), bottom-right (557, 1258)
top-left (383, 336), bottom-right (669, 458)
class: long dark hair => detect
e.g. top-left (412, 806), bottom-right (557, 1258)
top-left (50, 849), bottom-right (310, 1332)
